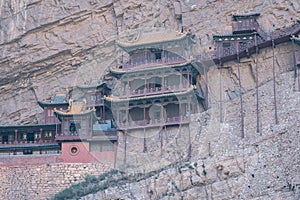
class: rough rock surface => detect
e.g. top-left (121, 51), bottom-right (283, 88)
top-left (0, 0), bottom-right (300, 199)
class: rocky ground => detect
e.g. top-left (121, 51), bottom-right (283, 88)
top-left (54, 70), bottom-right (300, 200)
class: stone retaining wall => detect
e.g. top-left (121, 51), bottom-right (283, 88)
top-left (0, 162), bottom-right (111, 200)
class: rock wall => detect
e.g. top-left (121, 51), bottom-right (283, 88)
top-left (0, 162), bottom-right (111, 200)
top-left (1, 0), bottom-right (299, 125)
top-left (76, 69), bottom-right (300, 200)
top-left (1, 0), bottom-right (300, 199)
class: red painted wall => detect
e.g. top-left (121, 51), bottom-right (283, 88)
top-left (59, 142), bottom-right (116, 163)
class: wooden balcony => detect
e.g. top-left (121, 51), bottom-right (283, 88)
top-left (86, 99), bottom-right (104, 107)
top-left (120, 84), bottom-right (190, 98)
top-left (122, 57), bottom-right (186, 70)
top-left (212, 21), bottom-right (300, 64)
top-left (55, 132), bottom-right (91, 141)
top-left (118, 115), bottom-right (190, 130)
top-left (0, 139), bottom-right (56, 146)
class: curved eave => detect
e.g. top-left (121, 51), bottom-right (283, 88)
top-left (54, 109), bottom-right (97, 121)
top-left (104, 87), bottom-right (196, 103)
top-left (117, 34), bottom-right (189, 52)
top-left (292, 37), bottom-right (300, 45)
top-left (213, 32), bottom-right (256, 41)
top-left (37, 100), bottom-right (69, 109)
top-left (76, 82), bottom-right (106, 90)
top-left (233, 13), bottom-right (260, 20)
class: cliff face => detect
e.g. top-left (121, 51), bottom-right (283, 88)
top-left (0, 0), bottom-right (300, 199)
top-left (1, 0), bottom-right (299, 125)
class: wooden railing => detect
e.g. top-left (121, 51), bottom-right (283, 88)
top-left (86, 98), bottom-right (104, 107)
top-left (0, 139), bottom-right (56, 146)
top-left (212, 22), bottom-right (300, 63)
top-left (121, 84), bottom-right (189, 98)
top-left (122, 57), bottom-right (186, 70)
top-left (118, 115), bottom-right (190, 129)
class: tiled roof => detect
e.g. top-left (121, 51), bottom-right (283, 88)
top-left (233, 13), bottom-right (260, 20)
top-left (54, 101), bottom-right (95, 117)
top-left (37, 93), bottom-right (68, 108)
top-left (76, 82), bottom-right (106, 90)
top-left (117, 28), bottom-right (189, 50)
top-left (213, 32), bottom-right (256, 39)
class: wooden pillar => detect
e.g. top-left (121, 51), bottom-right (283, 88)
top-left (219, 67), bottom-right (223, 123)
top-left (272, 39), bottom-right (278, 124)
top-left (15, 130), bottom-right (18, 144)
top-left (160, 105), bottom-right (164, 124)
top-left (143, 128), bottom-right (147, 153)
top-left (124, 132), bottom-right (127, 165)
top-left (179, 70), bottom-right (183, 89)
top-left (179, 103), bottom-right (182, 121)
top-left (292, 37), bottom-right (297, 79)
top-left (126, 109), bottom-right (129, 127)
top-left (40, 128), bottom-right (43, 142)
top-left (204, 64), bottom-right (209, 109)
top-left (237, 51), bottom-right (245, 138)
top-left (255, 33), bottom-right (260, 134)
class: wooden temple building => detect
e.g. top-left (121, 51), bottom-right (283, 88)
top-left (0, 13), bottom-right (299, 164)
top-left (212, 13), bottom-right (300, 65)
top-left (106, 28), bottom-right (205, 130)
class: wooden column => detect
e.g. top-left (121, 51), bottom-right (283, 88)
top-left (143, 128), bottom-right (147, 153)
top-left (15, 130), bottom-right (18, 144)
top-left (126, 109), bottom-right (129, 127)
top-left (40, 128), bottom-right (44, 142)
top-left (237, 51), bottom-right (245, 138)
top-left (255, 33), bottom-right (260, 134)
top-left (272, 39), bottom-right (278, 124)
top-left (123, 132), bottom-right (127, 165)
top-left (219, 67), bottom-right (223, 123)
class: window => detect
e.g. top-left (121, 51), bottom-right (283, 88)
top-left (223, 42), bottom-right (231, 48)
top-left (155, 52), bottom-right (162, 60)
top-left (102, 142), bottom-right (114, 152)
top-left (63, 121), bottom-right (68, 134)
top-left (34, 133), bottom-right (40, 139)
top-left (90, 95), bottom-right (96, 101)
top-left (48, 109), bottom-right (54, 117)
top-left (90, 142), bottom-right (114, 152)
top-left (69, 121), bottom-right (81, 133)
top-left (44, 131), bottom-right (52, 138)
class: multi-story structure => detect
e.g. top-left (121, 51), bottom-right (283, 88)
top-left (212, 13), bottom-right (300, 65)
top-left (106, 28), bottom-right (205, 131)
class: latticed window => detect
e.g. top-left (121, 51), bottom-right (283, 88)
top-left (48, 109), bottom-right (54, 117)
top-left (8, 134), bottom-right (14, 141)
top-left (90, 143), bottom-right (100, 152)
top-left (166, 75), bottom-right (180, 87)
top-left (130, 107), bottom-right (144, 121)
top-left (102, 142), bottom-right (114, 152)
top-left (90, 142), bottom-right (114, 152)
top-left (63, 121), bottom-right (68, 133)
top-left (166, 104), bottom-right (179, 118)
top-left (69, 121), bottom-right (81, 133)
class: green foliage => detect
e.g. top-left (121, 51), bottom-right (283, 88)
top-left (53, 161), bottom-right (196, 199)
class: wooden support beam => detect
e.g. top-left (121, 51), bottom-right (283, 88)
top-left (272, 39), bottom-right (279, 124)
top-left (255, 34), bottom-right (260, 134)
top-left (237, 54), bottom-right (245, 138)
top-left (219, 67), bottom-right (223, 123)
